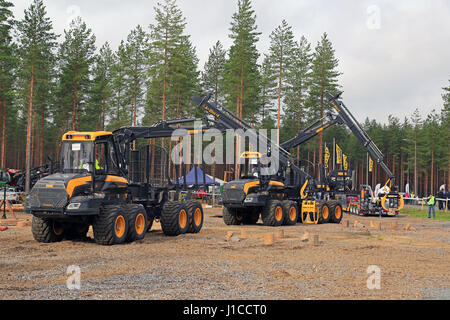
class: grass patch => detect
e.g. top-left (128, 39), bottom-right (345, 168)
top-left (401, 208), bottom-right (450, 221)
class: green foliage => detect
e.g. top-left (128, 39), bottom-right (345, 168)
top-left (202, 40), bottom-right (226, 103)
top-left (282, 35), bottom-right (313, 143)
top-left (90, 42), bottom-right (114, 130)
top-left (55, 16), bottom-right (96, 131)
top-left (258, 54), bottom-right (277, 127)
top-left (222, 0), bottom-right (261, 125)
top-left (309, 32), bottom-right (341, 118)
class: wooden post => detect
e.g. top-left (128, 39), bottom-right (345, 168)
top-left (313, 234), bottom-right (320, 246)
top-left (264, 233), bottom-right (274, 245)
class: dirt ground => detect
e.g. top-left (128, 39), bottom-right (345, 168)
top-left (0, 208), bottom-right (449, 300)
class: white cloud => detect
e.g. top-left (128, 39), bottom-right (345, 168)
top-left (11, 0), bottom-right (450, 123)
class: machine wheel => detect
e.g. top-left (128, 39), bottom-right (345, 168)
top-left (161, 201), bottom-right (189, 236)
top-left (65, 223), bottom-right (89, 240)
top-left (186, 200), bottom-right (204, 233)
top-left (330, 203), bottom-right (343, 223)
top-left (318, 202), bottom-right (331, 224)
top-left (93, 205), bottom-right (129, 245)
top-left (261, 199), bottom-right (285, 226)
top-left (31, 216), bottom-right (64, 243)
top-left (222, 207), bottom-right (244, 225)
top-left (282, 200), bottom-right (298, 226)
top-left (243, 208), bottom-right (260, 225)
top-left (125, 204), bottom-right (148, 242)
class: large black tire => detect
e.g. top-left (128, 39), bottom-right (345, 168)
top-left (31, 216), bottom-right (64, 243)
top-left (161, 201), bottom-right (189, 236)
top-left (243, 208), bottom-right (260, 225)
top-left (318, 202), bottom-right (331, 224)
top-left (282, 200), bottom-right (298, 226)
top-left (92, 205), bottom-right (129, 245)
top-left (125, 204), bottom-right (148, 242)
top-left (222, 207), bottom-right (244, 225)
top-left (330, 202), bottom-right (343, 223)
top-left (186, 200), bottom-right (204, 233)
top-left (261, 199), bottom-right (285, 226)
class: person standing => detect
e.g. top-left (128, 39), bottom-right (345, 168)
top-left (427, 194), bottom-right (436, 219)
top-left (437, 190), bottom-right (444, 210)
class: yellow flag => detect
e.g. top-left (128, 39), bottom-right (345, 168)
top-left (343, 154), bottom-right (348, 170)
top-left (324, 147), bottom-right (330, 169)
top-left (336, 144), bottom-right (342, 164)
top-left (369, 157), bottom-right (373, 172)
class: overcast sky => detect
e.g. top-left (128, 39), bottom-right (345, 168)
top-left (11, 0), bottom-right (450, 123)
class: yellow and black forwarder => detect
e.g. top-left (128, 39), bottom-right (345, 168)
top-left (193, 95), bottom-right (342, 227)
top-left (27, 120), bottom-right (207, 245)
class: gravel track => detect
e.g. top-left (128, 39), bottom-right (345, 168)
top-left (0, 210), bottom-right (449, 300)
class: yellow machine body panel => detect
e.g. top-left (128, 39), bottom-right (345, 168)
top-left (62, 131), bottom-right (113, 141)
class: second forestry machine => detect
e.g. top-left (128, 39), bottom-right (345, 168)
top-left (193, 92), bottom-right (403, 227)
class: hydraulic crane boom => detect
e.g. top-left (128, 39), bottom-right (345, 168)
top-left (326, 92), bottom-right (394, 181)
top-left (280, 92), bottom-right (395, 184)
top-left (192, 95), bottom-right (312, 185)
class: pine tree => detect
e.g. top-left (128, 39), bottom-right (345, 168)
top-left (147, 0), bottom-right (187, 125)
top-left (442, 79), bottom-right (450, 189)
top-left (169, 36), bottom-right (200, 119)
top-left (283, 35), bottom-right (313, 160)
top-left (16, 0), bottom-right (58, 193)
top-left (109, 41), bottom-right (128, 129)
top-left (309, 32), bottom-right (341, 172)
top-left (258, 54), bottom-right (277, 128)
top-left (56, 17), bottom-right (96, 131)
top-left (268, 19), bottom-right (295, 144)
top-left (125, 25), bottom-right (148, 128)
top-left (222, 0), bottom-right (261, 124)
top-left (202, 40), bottom-right (226, 103)
top-left (90, 42), bottom-right (114, 130)
top-left (222, 0), bottom-right (261, 177)
top-left (0, 0), bottom-right (15, 168)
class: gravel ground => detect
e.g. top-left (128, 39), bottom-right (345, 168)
top-left (0, 209), bottom-right (449, 300)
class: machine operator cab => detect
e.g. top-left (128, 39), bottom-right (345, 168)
top-left (61, 131), bottom-right (121, 177)
top-left (26, 131), bottom-right (127, 216)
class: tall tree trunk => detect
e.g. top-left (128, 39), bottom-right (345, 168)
top-left (39, 110), bottom-right (44, 165)
top-left (296, 90), bottom-right (302, 162)
top-left (430, 149), bottom-right (434, 195)
top-left (161, 29), bottom-right (168, 149)
top-left (132, 72), bottom-right (137, 150)
top-left (72, 70), bottom-right (78, 130)
top-left (318, 92), bottom-right (324, 180)
top-left (277, 53), bottom-right (283, 145)
top-left (101, 95), bottom-right (106, 130)
top-left (25, 65), bottom-right (35, 194)
top-left (1, 96), bottom-right (5, 168)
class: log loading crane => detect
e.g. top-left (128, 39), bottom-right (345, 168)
top-left (193, 95), bottom-right (343, 226)
top-left (27, 118), bottom-right (212, 245)
top-left (280, 92), bottom-right (404, 216)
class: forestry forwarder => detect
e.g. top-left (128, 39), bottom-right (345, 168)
top-left (281, 92), bottom-right (404, 216)
top-left (193, 94), bottom-right (343, 227)
top-left (26, 119), bottom-right (208, 245)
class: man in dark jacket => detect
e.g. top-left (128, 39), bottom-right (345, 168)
top-left (437, 190), bottom-right (444, 210)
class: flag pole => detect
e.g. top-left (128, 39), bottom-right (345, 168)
top-left (333, 138), bottom-right (336, 171)
top-left (366, 152), bottom-right (369, 186)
